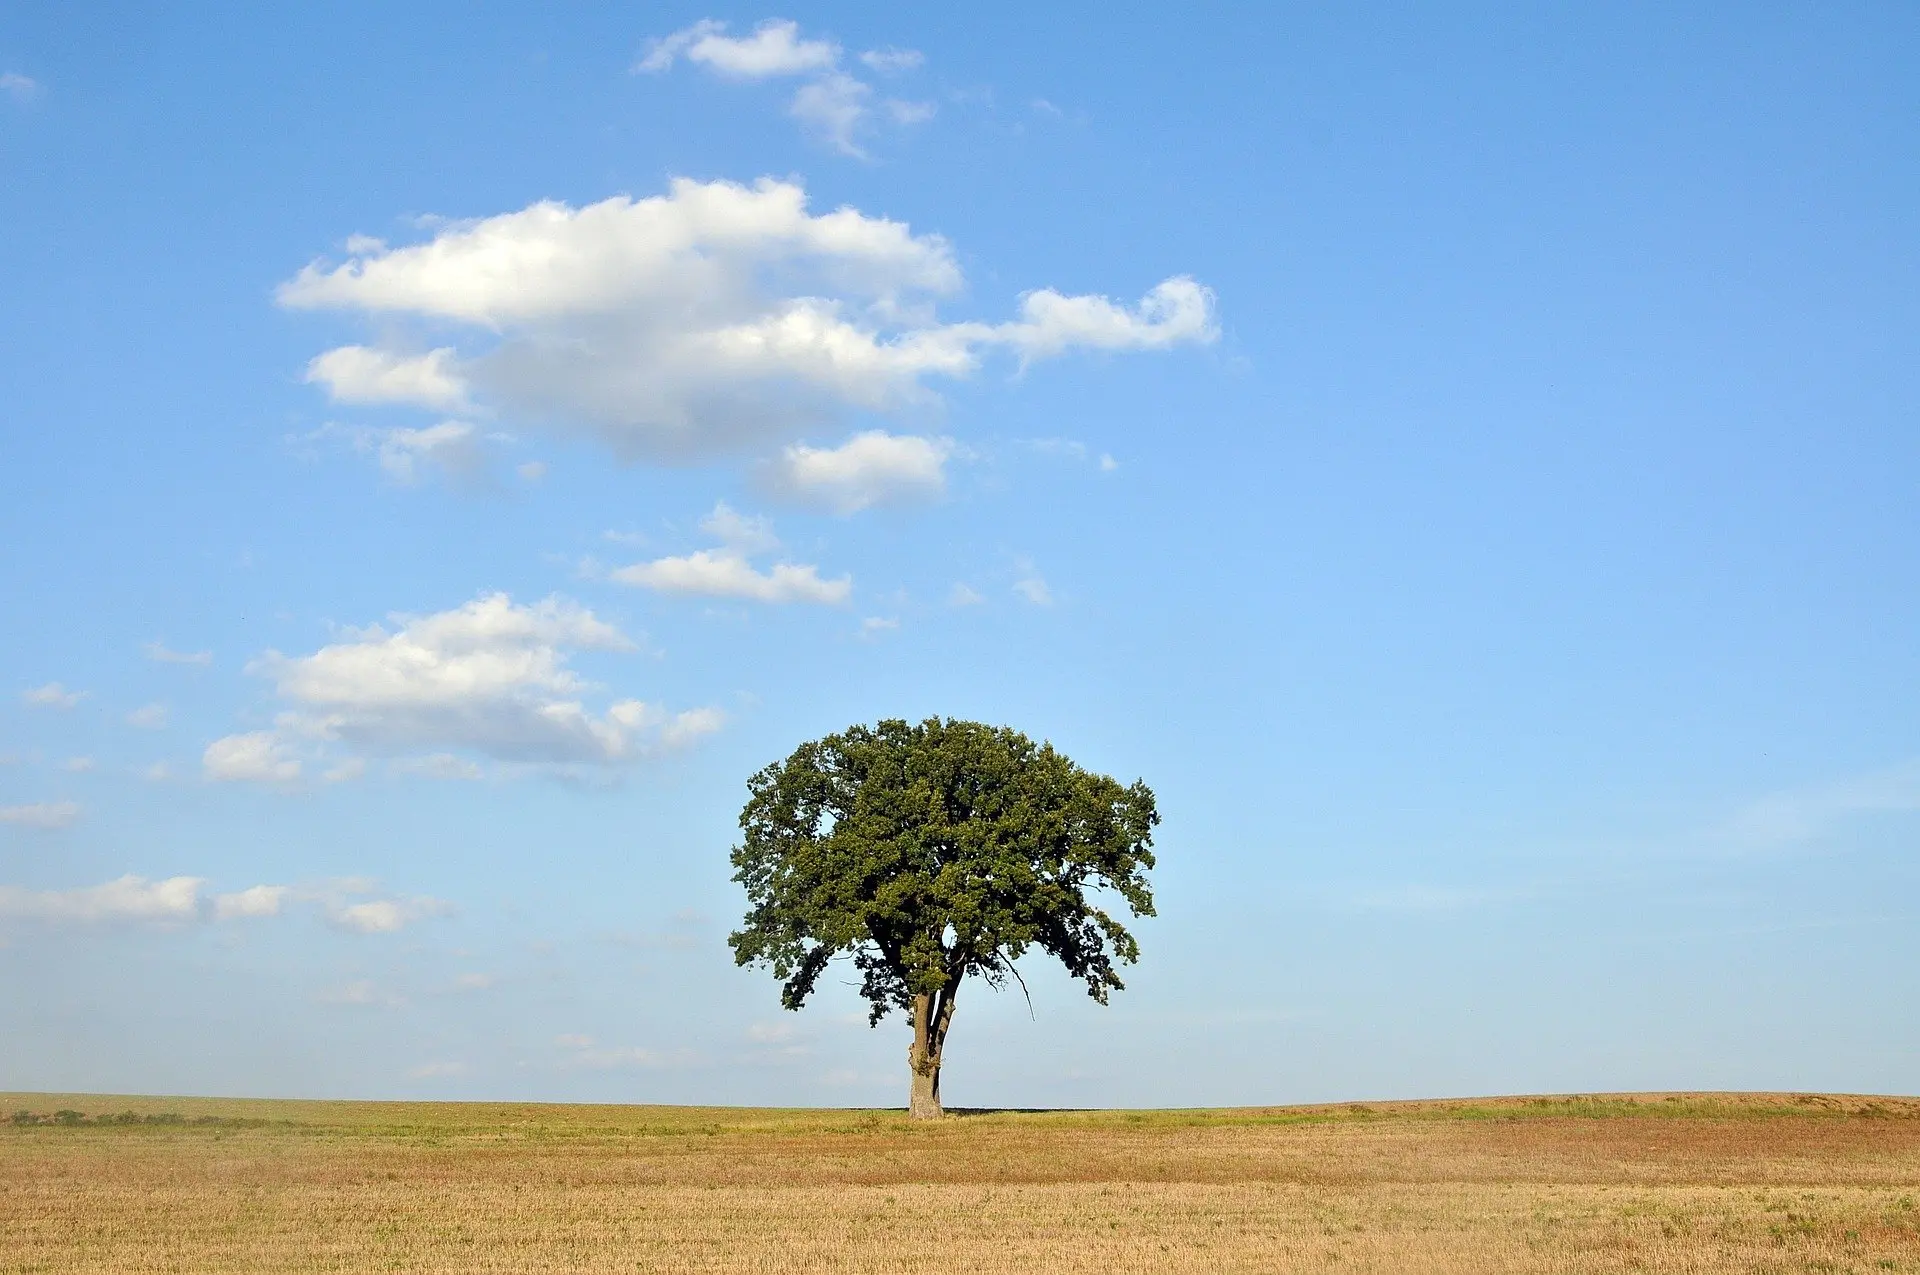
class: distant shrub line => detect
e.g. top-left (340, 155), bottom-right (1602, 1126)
top-left (8, 1108), bottom-right (273, 1129)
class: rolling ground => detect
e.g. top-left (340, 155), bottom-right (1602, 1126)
top-left (2, 1091), bottom-right (1918, 1273)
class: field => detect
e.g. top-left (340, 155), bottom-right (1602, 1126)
top-left (3, 1092), bottom-right (1919, 1273)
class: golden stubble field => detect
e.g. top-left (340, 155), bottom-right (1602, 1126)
top-left (3, 1091), bottom-right (1918, 1274)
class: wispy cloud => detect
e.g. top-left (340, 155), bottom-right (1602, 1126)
top-left (0, 801), bottom-right (81, 830)
top-left (0, 72), bottom-right (39, 103)
top-left (1720, 758), bottom-right (1920, 849)
top-left (637, 19), bottom-right (933, 157)
top-left (22, 683), bottom-right (84, 709)
top-left (126, 703), bottom-right (169, 730)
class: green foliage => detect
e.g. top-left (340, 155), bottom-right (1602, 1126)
top-left (728, 718), bottom-right (1159, 1025)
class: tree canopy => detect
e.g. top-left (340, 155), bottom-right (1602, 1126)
top-left (728, 717), bottom-right (1158, 1117)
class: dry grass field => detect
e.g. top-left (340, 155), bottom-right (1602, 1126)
top-left (3, 1091), bottom-right (1918, 1274)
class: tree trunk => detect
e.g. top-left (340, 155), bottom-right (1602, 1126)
top-left (906, 988), bottom-right (949, 1119)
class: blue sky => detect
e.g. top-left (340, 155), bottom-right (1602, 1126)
top-left (1, 2), bottom-right (1916, 1106)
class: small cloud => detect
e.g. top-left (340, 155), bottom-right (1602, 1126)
top-left (61, 756), bottom-right (96, 773)
top-left (126, 703), bottom-right (169, 730)
top-left (699, 501), bottom-right (780, 554)
top-left (203, 731), bottom-right (302, 784)
top-left (760, 431), bottom-right (954, 515)
top-left (613, 503), bottom-right (850, 605)
top-left (324, 895), bottom-right (453, 935)
top-left (885, 99), bottom-right (935, 126)
top-left (22, 683), bottom-right (84, 709)
top-left (860, 48), bottom-right (924, 73)
top-left (213, 884), bottom-right (291, 920)
top-left (1099, 453), bottom-right (1119, 472)
top-left (451, 972), bottom-right (497, 991)
top-left (145, 643), bottom-right (212, 666)
top-left (305, 346), bottom-right (468, 411)
top-left (859, 616), bottom-right (899, 639)
top-left (1012, 566), bottom-right (1052, 606)
top-left (657, 706), bottom-right (726, 751)
top-left (639, 18), bottom-right (839, 78)
top-left (321, 758), bottom-right (366, 784)
top-left (1031, 97), bottom-right (1063, 117)
top-left (303, 420), bottom-right (493, 489)
top-left (517, 460), bottom-right (548, 482)
top-left (0, 72), bottom-right (38, 102)
top-left (408, 1061), bottom-right (468, 1079)
top-left (790, 71), bottom-right (871, 157)
top-left (948, 583), bottom-right (984, 607)
top-left (140, 762), bottom-right (173, 781)
top-left (0, 801), bottom-right (81, 830)
top-left (1720, 758), bottom-right (1920, 849)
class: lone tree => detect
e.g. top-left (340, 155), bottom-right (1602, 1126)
top-left (729, 717), bottom-right (1159, 1119)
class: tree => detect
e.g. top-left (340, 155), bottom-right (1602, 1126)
top-left (728, 717), bottom-right (1159, 1119)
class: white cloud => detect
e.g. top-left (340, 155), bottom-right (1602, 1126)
top-left (1721, 758), bottom-right (1920, 849)
top-left (1013, 571), bottom-right (1052, 606)
top-left (61, 756), bottom-right (96, 773)
top-left (325, 895), bottom-right (452, 934)
top-left (611, 504), bottom-right (849, 605)
top-left (616, 552), bottom-right (850, 604)
top-left (281, 178), bottom-right (1215, 464)
top-left (639, 19), bottom-right (838, 78)
top-left (126, 703), bottom-right (169, 730)
top-left (996, 276), bottom-right (1218, 361)
top-left (885, 99), bottom-right (936, 126)
top-left (22, 683), bottom-right (84, 709)
top-left (0, 801), bottom-right (81, 830)
top-left (305, 345), bottom-right (467, 410)
top-left (204, 731), bottom-right (302, 783)
top-left (657, 706), bottom-right (727, 750)
top-left (140, 762), bottom-right (173, 781)
top-left (859, 47), bottom-right (924, 73)
top-left (790, 72), bottom-right (871, 156)
top-left (0, 875), bottom-right (291, 926)
top-left (303, 420), bottom-right (494, 487)
top-left (948, 583), bottom-right (984, 607)
top-left (1, 72), bottom-right (37, 102)
top-left (213, 884), bottom-right (291, 919)
top-left (451, 972), bottom-right (496, 991)
top-left (1099, 452), bottom-right (1119, 472)
top-left (859, 616), bottom-right (899, 639)
top-left (516, 460), bottom-right (548, 481)
top-left (211, 594), bottom-right (714, 775)
top-left (145, 642), bottom-right (212, 666)
top-left (0, 875), bottom-right (201, 924)
top-left (699, 500), bottom-right (780, 554)
top-left (762, 430), bottom-right (952, 514)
